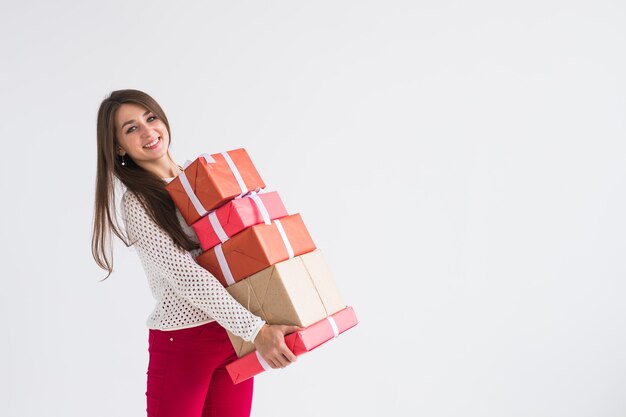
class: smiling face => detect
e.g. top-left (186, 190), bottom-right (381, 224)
top-left (115, 102), bottom-right (171, 168)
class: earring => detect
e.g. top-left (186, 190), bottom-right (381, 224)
top-left (121, 155), bottom-right (126, 166)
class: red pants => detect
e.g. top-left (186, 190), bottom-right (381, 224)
top-left (146, 321), bottom-right (254, 417)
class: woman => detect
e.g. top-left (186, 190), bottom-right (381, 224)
top-left (92, 89), bottom-right (299, 417)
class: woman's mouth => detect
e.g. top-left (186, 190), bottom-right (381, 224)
top-left (143, 137), bottom-right (161, 150)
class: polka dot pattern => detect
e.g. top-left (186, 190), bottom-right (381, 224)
top-left (121, 190), bottom-right (265, 342)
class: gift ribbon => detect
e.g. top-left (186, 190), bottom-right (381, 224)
top-left (207, 193), bottom-right (272, 245)
top-left (214, 217), bottom-right (293, 286)
top-left (274, 219), bottom-right (295, 259)
top-left (179, 172), bottom-right (208, 217)
top-left (327, 316), bottom-right (340, 338)
top-left (179, 152), bottom-right (251, 216)
top-left (214, 244), bottom-right (236, 286)
top-left (208, 211), bottom-right (229, 243)
top-left (254, 317), bottom-right (338, 373)
top-left (248, 193), bottom-right (272, 225)
top-left (222, 151), bottom-right (249, 198)
top-left (183, 153), bottom-right (215, 169)
top-left (179, 154), bottom-right (215, 217)
top-left (256, 351), bottom-right (272, 371)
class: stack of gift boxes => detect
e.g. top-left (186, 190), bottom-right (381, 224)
top-left (165, 148), bottom-right (357, 384)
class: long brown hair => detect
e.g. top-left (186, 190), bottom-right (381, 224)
top-left (92, 89), bottom-right (199, 280)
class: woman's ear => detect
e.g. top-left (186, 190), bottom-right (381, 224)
top-left (117, 146), bottom-right (126, 157)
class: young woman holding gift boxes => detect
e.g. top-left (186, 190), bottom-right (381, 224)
top-left (92, 89), bottom-right (300, 417)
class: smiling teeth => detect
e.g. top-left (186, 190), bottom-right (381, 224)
top-left (144, 137), bottom-right (160, 148)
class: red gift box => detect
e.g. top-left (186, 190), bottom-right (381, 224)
top-left (196, 213), bottom-right (316, 286)
top-left (226, 306), bottom-right (358, 384)
top-left (165, 148), bottom-right (266, 225)
top-left (191, 191), bottom-right (289, 251)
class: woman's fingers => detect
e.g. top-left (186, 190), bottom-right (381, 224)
top-left (281, 325), bottom-right (302, 335)
top-left (277, 325), bottom-right (299, 364)
top-left (268, 357), bottom-right (281, 369)
top-left (268, 351), bottom-right (294, 368)
top-left (265, 349), bottom-right (296, 369)
top-left (266, 354), bottom-right (287, 369)
top-left (280, 351), bottom-right (296, 367)
top-left (281, 347), bottom-right (297, 363)
top-left (253, 324), bottom-right (304, 369)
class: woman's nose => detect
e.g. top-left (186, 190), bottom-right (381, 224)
top-left (140, 123), bottom-right (156, 138)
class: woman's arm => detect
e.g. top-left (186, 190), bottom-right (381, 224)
top-left (122, 189), bottom-right (300, 367)
top-left (121, 189), bottom-right (265, 342)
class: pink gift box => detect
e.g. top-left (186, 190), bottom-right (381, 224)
top-left (226, 306), bottom-right (358, 384)
top-left (191, 191), bottom-right (289, 251)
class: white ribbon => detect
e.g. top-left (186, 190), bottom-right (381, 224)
top-left (179, 171), bottom-right (207, 217)
top-left (214, 244), bottom-right (236, 286)
top-left (208, 211), bottom-right (229, 243)
top-left (206, 193), bottom-right (271, 245)
top-left (274, 219), bottom-right (295, 259)
top-left (222, 152), bottom-right (248, 198)
top-left (256, 351), bottom-right (272, 371)
top-left (327, 316), bottom-right (340, 338)
top-left (183, 153), bottom-right (215, 169)
top-left (179, 154), bottom-right (216, 217)
top-left (179, 152), bottom-right (251, 216)
top-left (248, 193), bottom-right (271, 225)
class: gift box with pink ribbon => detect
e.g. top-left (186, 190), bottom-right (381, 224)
top-left (191, 191), bottom-right (289, 251)
top-left (226, 306), bottom-right (358, 384)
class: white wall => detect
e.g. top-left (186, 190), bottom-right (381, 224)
top-left (1, 1), bottom-right (625, 416)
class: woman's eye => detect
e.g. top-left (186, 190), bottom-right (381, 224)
top-left (125, 116), bottom-right (157, 134)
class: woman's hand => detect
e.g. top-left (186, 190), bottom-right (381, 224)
top-left (253, 324), bottom-right (302, 369)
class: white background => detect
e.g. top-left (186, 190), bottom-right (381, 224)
top-left (1, 1), bottom-right (625, 416)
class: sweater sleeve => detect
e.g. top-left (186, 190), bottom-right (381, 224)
top-left (121, 190), bottom-right (265, 342)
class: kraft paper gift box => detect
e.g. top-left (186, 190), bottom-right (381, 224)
top-left (196, 213), bottom-right (316, 287)
top-left (191, 191), bottom-right (289, 251)
top-left (226, 306), bottom-right (358, 384)
top-left (165, 148), bottom-right (266, 225)
top-left (225, 249), bottom-right (346, 357)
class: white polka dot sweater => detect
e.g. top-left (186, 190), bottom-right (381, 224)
top-left (120, 188), bottom-right (266, 342)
